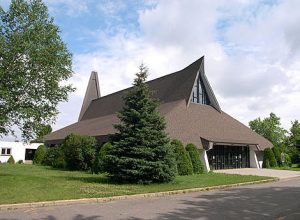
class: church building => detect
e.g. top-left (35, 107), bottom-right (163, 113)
top-left (44, 57), bottom-right (272, 171)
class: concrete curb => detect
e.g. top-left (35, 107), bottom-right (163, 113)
top-left (0, 178), bottom-right (277, 211)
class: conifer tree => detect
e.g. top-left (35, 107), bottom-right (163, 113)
top-left (104, 65), bottom-right (176, 183)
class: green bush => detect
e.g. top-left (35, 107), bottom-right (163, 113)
top-left (62, 133), bottom-right (97, 171)
top-left (7, 156), bottom-right (15, 164)
top-left (263, 148), bottom-right (277, 168)
top-left (42, 145), bottom-right (66, 169)
top-left (17, 160), bottom-right (23, 164)
top-left (33, 145), bottom-right (46, 165)
top-left (171, 140), bottom-right (193, 175)
top-left (186, 143), bottom-right (205, 174)
top-left (283, 153), bottom-right (292, 167)
top-left (93, 142), bottom-right (112, 174)
top-left (272, 146), bottom-right (282, 166)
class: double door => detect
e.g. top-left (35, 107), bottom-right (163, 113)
top-left (207, 145), bottom-right (250, 170)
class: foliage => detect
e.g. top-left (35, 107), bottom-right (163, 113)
top-left (42, 145), bottom-right (66, 169)
top-left (262, 148), bottom-right (277, 168)
top-left (172, 140), bottom-right (193, 176)
top-left (93, 142), bottom-right (112, 174)
top-left (36, 124), bottom-right (52, 140)
top-left (249, 113), bottom-right (287, 147)
top-left (289, 120), bottom-right (300, 149)
top-left (186, 143), bottom-right (205, 174)
top-left (104, 65), bottom-right (176, 183)
top-left (17, 160), bottom-right (23, 164)
top-left (272, 146), bottom-right (282, 167)
top-left (7, 155), bottom-right (15, 164)
top-left (62, 133), bottom-right (97, 171)
top-left (33, 144), bottom-right (46, 164)
top-left (286, 120), bottom-right (300, 164)
top-left (283, 153), bottom-right (292, 167)
top-left (0, 0), bottom-right (74, 140)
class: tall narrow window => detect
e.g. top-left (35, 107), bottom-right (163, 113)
top-left (191, 76), bottom-right (210, 104)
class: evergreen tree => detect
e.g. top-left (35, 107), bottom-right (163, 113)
top-left (263, 148), bottom-right (277, 168)
top-left (186, 143), bottom-right (205, 174)
top-left (33, 144), bottom-right (46, 165)
top-left (104, 65), bottom-right (176, 183)
top-left (171, 140), bottom-right (193, 176)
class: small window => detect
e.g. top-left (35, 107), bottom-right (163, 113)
top-left (1, 148), bottom-right (12, 155)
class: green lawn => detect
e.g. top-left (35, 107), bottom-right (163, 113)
top-left (273, 164), bottom-right (300, 171)
top-left (0, 164), bottom-right (272, 205)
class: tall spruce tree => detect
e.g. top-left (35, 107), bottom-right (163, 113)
top-left (104, 64), bottom-right (176, 183)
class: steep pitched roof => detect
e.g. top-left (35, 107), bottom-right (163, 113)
top-left (44, 56), bottom-right (272, 149)
top-left (80, 57), bottom-right (203, 121)
top-left (78, 71), bottom-right (100, 121)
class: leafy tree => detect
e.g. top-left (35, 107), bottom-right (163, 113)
top-left (42, 145), bottom-right (66, 169)
top-left (0, 0), bottom-right (74, 141)
top-left (272, 146), bottom-right (282, 166)
top-left (249, 113), bottom-right (287, 147)
top-left (33, 144), bottom-right (46, 164)
top-left (7, 155), bottom-right (15, 164)
top-left (262, 148), bottom-right (277, 168)
top-left (36, 124), bottom-right (52, 140)
top-left (171, 140), bottom-right (193, 176)
top-left (104, 65), bottom-right (176, 183)
top-left (62, 133), bottom-right (97, 171)
top-left (186, 143), bottom-right (205, 174)
top-left (287, 120), bottom-right (300, 164)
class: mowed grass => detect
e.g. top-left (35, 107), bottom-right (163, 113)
top-left (274, 164), bottom-right (300, 171)
top-left (0, 164), bottom-right (272, 205)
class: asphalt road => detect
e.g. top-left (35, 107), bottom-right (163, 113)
top-left (1, 177), bottom-right (300, 220)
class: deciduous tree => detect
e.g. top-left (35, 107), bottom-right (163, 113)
top-left (0, 0), bottom-right (74, 140)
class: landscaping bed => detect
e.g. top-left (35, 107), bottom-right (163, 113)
top-left (0, 164), bottom-right (273, 205)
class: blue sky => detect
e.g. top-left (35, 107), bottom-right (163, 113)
top-left (1, 0), bottom-right (300, 141)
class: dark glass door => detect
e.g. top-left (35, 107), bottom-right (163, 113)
top-left (207, 145), bottom-right (250, 170)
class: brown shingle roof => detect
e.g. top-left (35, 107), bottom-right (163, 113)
top-left (80, 57), bottom-right (202, 121)
top-left (44, 56), bottom-right (273, 149)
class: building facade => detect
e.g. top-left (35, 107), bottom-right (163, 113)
top-left (0, 141), bottom-right (41, 163)
top-left (44, 57), bottom-right (272, 171)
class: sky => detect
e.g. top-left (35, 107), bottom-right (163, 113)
top-left (1, 0), bottom-right (300, 141)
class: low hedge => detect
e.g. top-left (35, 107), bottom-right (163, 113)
top-left (7, 156), bottom-right (15, 164)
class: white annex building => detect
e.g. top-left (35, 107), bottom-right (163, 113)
top-left (0, 141), bottom-right (42, 163)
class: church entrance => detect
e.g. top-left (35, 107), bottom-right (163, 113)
top-left (207, 145), bottom-right (250, 170)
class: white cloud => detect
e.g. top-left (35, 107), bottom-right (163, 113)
top-left (45, 0), bottom-right (89, 16)
top-left (3, 0), bottom-right (300, 140)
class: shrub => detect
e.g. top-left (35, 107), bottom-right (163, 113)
top-left (17, 160), bottom-right (23, 164)
top-left (42, 145), bottom-right (66, 169)
top-left (93, 142), bottom-right (112, 174)
top-left (272, 146), bottom-right (282, 166)
top-left (171, 140), bottom-right (193, 175)
top-left (283, 153), bottom-right (292, 167)
top-left (33, 145), bottom-right (46, 165)
top-left (63, 133), bottom-right (97, 171)
top-left (7, 156), bottom-right (15, 164)
top-left (186, 143), bottom-right (205, 174)
top-left (263, 148), bottom-right (277, 168)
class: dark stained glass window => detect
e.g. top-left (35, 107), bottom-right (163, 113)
top-left (191, 76), bottom-right (210, 104)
